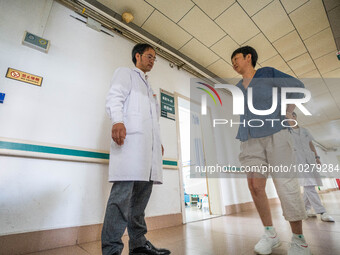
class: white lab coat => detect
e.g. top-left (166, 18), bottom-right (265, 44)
top-left (291, 127), bottom-right (322, 186)
top-left (105, 67), bottom-right (163, 184)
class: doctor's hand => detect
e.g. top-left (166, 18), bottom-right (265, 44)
top-left (161, 144), bottom-right (164, 156)
top-left (112, 123), bottom-right (126, 146)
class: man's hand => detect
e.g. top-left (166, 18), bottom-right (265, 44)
top-left (112, 123), bottom-right (126, 145)
top-left (286, 111), bottom-right (293, 119)
top-left (161, 144), bottom-right (164, 156)
top-left (316, 158), bottom-right (321, 165)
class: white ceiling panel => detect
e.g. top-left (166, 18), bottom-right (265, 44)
top-left (94, 0), bottom-right (340, 149)
top-left (307, 121), bottom-right (340, 148)
top-left (178, 6), bottom-right (226, 47)
top-left (97, 0), bottom-right (154, 26)
top-left (301, 78), bottom-right (330, 97)
top-left (304, 27), bottom-right (337, 59)
top-left (237, 0), bottom-right (273, 17)
top-left (145, 0), bottom-right (194, 23)
top-left (179, 38), bottom-right (219, 67)
top-left (285, 70), bottom-right (297, 77)
top-left (242, 33), bottom-right (277, 63)
top-left (298, 69), bottom-right (321, 78)
top-left (288, 53), bottom-right (316, 76)
top-left (142, 10), bottom-right (192, 50)
top-left (210, 36), bottom-right (239, 64)
top-left (312, 93), bottom-right (340, 120)
top-left (289, 0), bottom-right (329, 40)
top-left (252, 0), bottom-right (294, 42)
top-left (280, 0), bottom-right (308, 13)
top-left (323, 68), bottom-right (340, 78)
top-left (215, 3), bottom-right (260, 44)
top-left (324, 78), bottom-right (340, 92)
top-left (260, 54), bottom-right (291, 73)
top-left (329, 90), bottom-right (340, 108)
top-left (273, 30), bottom-right (306, 61)
top-left (192, 0), bottom-right (235, 20)
top-left (314, 52), bottom-right (340, 75)
top-left (207, 59), bottom-right (237, 79)
top-left (294, 106), bottom-right (328, 126)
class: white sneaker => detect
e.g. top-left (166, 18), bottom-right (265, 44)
top-left (288, 241), bottom-right (312, 255)
top-left (254, 232), bottom-right (280, 254)
top-left (321, 213), bottom-right (335, 222)
top-left (306, 209), bottom-right (316, 217)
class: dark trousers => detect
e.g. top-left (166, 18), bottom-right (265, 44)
top-left (101, 181), bottom-right (153, 255)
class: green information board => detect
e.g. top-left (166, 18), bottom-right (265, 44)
top-left (160, 90), bottom-right (175, 120)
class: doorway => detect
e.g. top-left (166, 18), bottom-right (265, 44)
top-left (176, 94), bottom-right (222, 223)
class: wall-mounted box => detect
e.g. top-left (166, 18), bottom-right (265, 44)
top-left (0, 93), bottom-right (5, 104)
top-left (22, 31), bottom-right (50, 53)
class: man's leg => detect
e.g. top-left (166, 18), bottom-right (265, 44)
top-left (303, 188), bottom-right (312, 211)
top-left (272, 177), bottom-right (306, 231)
top-left (127, 181), bottom-right (153, 250)
top-left (289, 221), bottom-right (302, 234)
top-left (102, 181), bottom-right (134, 255)
top-left (267, 130), bottom-right (310, 254)
top-left (272, 178), bottom-right (311, 254)
top-left (304, 186), bottom-right (326, 214)
top-left (247, 173), bottom-right (272, 226)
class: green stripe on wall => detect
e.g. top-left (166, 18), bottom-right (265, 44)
top-left (162, 160), bottom-right (178, 166)
top-left (0, 140), bottom-right (178, 166)
top-left (0, 141), bottom-right (109, 159)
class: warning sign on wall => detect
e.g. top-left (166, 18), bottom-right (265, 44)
top-left (5, 68), bottom-right (43, 86)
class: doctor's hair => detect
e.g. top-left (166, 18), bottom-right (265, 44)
top-left (231, 46), bottom-right (258, 68)
top-left (132, 43), bottom-right (155, 65)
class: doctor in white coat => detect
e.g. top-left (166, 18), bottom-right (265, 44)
top-left (102, 43), bottom-right (171, 255)
top-left (291, 112), bottom-right (334, 222)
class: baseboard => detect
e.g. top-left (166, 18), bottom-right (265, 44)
top-left (0, 213), bottom-right (182, 255)
top-left (318, 187), bottom-right (339, 194)
top-left (224, 188), bottom-right (340, 215)
top-left (225, 197), bottom-right (280, 215)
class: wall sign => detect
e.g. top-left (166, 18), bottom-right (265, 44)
top-left (22, 31), bottom-right (50, 53)
top-left (0, 93), bottom-right (5, 104)
top-left (6, 68), bottom-right (43, 86)
top-left (160, 89), bottom-right (175, 120)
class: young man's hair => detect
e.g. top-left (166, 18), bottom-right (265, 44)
top-left (231, 46), bottom-right (258, 68)
top-left (132, 43), bottom-right (155, 65)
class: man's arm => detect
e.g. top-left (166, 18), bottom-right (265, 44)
top-left (286, 104), bottom-right (295, 119)
top-left (106, 68), bottom-right (132, 145)
top-left (309, 141), bottom-right (321, 165)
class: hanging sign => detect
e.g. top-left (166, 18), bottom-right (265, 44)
top-left (6, 68), bottom-right (43, 86)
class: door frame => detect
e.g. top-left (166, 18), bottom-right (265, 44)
top-left (175, 92), bottom-right (220, 223)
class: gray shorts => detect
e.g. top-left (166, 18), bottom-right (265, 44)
top-left (239, 129), bottom-right (307, 221)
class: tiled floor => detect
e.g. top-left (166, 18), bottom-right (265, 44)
top-left (26, 190), bottom-right (340, 255)
top-left (185, 206), bottom-right (220, 223)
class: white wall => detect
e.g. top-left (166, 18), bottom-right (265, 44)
top-left (0, 0), bottom-right (186, 235)
top-left (315, 147), bottom-right (340, 190)
top-left (0, 0), bottom-right (281, 236)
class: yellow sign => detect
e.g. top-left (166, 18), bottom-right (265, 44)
top-left (6, 68), bottom-right (43, 86)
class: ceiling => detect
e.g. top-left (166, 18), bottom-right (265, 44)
top-left (67, 0), bottom-right (340, 150)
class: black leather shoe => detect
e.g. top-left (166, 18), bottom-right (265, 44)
top-left (129, 240), bottom-right (171, 255)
